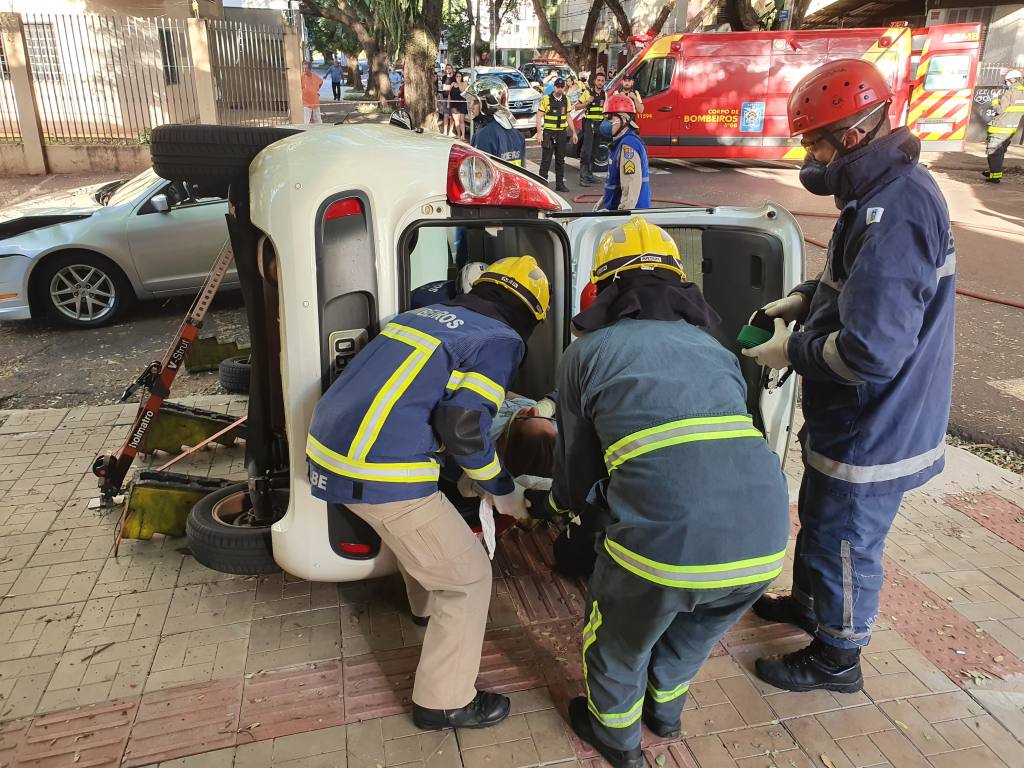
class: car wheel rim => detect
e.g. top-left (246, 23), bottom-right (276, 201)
top-left (49, 264), bottom-right (116, 323)
top-left (210, 489), bottom-right (285, 528)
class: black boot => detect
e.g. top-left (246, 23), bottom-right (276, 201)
top-left (579, 177), bottom-right (593, 187)
top-left (569, 697), bottom-right (644, 768)
top-left (755, 639), bottom-right (863, 693)
top-left (555, 182), bottom-right (570, 192)
top-left (751, 594), bottom-right (817, 635)
top-left (642, 699), bottom-right (682, 739)
top-left (413, 690), bottom-right (511, 730)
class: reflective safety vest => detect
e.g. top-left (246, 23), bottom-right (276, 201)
top-left (586, 89), bottom-right (605, 121)
top-left (989, 84), bottom-right (1024, 136)
top-left (548, 318), bottom-right (791, 590)
top-left (306, 303), bottom-right (522, 505)
top-left (540, 93), bottom-right (569, 131)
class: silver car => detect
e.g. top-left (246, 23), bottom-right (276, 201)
top-left (460, 66), bottom-right (541, 135)
top-left (0, 169), bottom-right (233, 328)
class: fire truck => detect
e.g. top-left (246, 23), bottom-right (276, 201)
top-left (605, 23), bottom-right (982, 159)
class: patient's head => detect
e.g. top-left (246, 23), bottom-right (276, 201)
top-left (498, 407), bottom-right (557, 478)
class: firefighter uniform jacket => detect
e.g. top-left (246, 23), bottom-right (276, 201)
top-left (988, 83), bottom-right (1024, 137)
top-left (787, 128), bottom-right (955, 497)
top-left (471, 115), bottom-right (525, 166)
top-left (549, 318), bottom-right (790, 591)
top-left (306, 304), bottom-right (522, 505)
top-left (599, 129), bottom-right (651, 210)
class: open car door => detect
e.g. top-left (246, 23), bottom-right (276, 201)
top-left (554, 204), bottom-right (804, 461)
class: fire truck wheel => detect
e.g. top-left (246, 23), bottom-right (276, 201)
top-left (187, 483), bottom-right (280, 575)
top-left (218, 355), bottom-right (250, 394)
top-left (150, 124), bottom-right (300, 186)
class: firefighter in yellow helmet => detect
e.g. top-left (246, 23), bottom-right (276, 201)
top-left (542, 217), bottom-right (789, 768)
top-left (307, 255), bottom-right (549, 731)
top-left (984, 68), bottom-right (1024, 183)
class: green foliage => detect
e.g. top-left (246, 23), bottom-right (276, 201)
top-left (443, 0), bottom-right (471, 65)
top-left (305, 14), bottom-right (360, 60)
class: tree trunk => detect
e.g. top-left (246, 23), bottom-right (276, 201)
top-left (370, 47), bottom-right (392, 103)
top-left (649, 2), bottom-right (674, 35)
top-left (403, 0), bottom-right (443, 129)
top-left (604, 0), bottom-right (632, 40)
top-left (530, 0), bottom-right (605, 71)
top-left (345, 52), bottom-right (362, 93)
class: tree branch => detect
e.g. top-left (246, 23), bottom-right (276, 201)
top-left (530, 0), bottom-right (574, 66)
top-left (603, 0), bottom-right (632, 40)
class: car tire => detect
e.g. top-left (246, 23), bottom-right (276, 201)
top-left (219, 355), bottom-right (250, 394)
top-left (35, 251), bottom-right (133, 329)
top-left (150, 124), bottom-right (301, 187)
top-left (187, 482), bottom-right (281, 575)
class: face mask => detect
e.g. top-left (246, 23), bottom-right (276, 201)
top-left (599, 119), bottom-right (614, 139)
top-left (798, 157), bottom-right (832, 196)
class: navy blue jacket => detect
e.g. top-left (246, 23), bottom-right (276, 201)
top-left (551, 319), bottom-right (790, 587)
top-left (471, 116), bottom-right (526, 166)
top-left (307, 304), bottom-right (522, 504)
top-left (788, 129), bottom-right (955, 496)
top-left (599, 129), bottom-right (651, 211)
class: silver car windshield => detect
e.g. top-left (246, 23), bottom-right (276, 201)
top-left (106, 170), bottom-right (158, 207)
top-left (477, 70), bottom-right (531, 89)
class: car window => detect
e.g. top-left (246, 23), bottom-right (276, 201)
top-left (107, 170), bottom-right (158, 207)
top-left (468, 70), bottom-right (531, 89)
top-left (634, 57), bottom-right (675, 98)
top-left (923, 54), bottom-right (971, 91)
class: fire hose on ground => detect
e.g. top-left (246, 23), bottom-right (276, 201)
top-left (571, 194), bottom-right (1024, 311)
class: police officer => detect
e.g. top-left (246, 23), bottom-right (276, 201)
top-left (548, 216), bottom-right (790, 768)
top-left (536, 77), bottom-right (577, 192)
top-left (578, 71), bottom-right (606, 186)
top-left (596, 94), bottom-right (650, 211)
top-left (306, 257), bottom-right (550, 730)
top-left (983, 68), bottom-right (1023, 183)
top-left (467, 78), bottom-right (525, 166)
top-left (743, 59), bottom-right (955, 692)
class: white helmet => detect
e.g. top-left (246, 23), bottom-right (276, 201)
top-left (1006, 69), bottom-right (1023, 83)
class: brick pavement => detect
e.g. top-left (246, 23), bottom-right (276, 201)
top-left (0, 397), bottom-right (1023, 767)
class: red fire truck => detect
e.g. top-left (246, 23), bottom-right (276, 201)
top-left (605, 23), bottom-right (982, 159)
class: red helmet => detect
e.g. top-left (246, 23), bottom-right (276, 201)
top-left (579, 281), bottom-right (597, 311)
top-left (787, 59), bottom-right (892, 136)
top-left (604, 93), bottom-right (637, 115)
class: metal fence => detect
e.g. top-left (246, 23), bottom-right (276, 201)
top-left (23, 13), bottom-right (200, 144)
top-left (209, 19), bottom-right (289, 126)
top-left (0, 34), bottom-right (21, 142)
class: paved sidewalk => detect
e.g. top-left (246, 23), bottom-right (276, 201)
top-left (1, 398), bottom-right (1024, 768)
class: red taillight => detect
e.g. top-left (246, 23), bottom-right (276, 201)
top-left (338, 542), bottom-right (371, 555)
top-left (325, 198), bottom-right (363, 221)
top-left (447, 144), bottom-right (561, 211)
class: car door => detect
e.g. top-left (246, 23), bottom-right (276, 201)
top-left (554, 206), bottom-right (803, 460)
top-left (125, 180), bottom-right (234, 294)
top-left (629, 53), bottom-right (680, 150)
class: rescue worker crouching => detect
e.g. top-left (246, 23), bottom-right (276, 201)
top-left (983, 68), bottom-right (1023, 184)
top-left (577, 71), bottom-right (606, 187)
top-left (536, 78), bottom-right (578, 192)
top-left (546, 216), bottom-right (790, 768)
top-left (306, 257), bottom-right (550, 730)
top-left (743, 58), bottom-right (956, 694)
top-left (467, 78), bottom-right (526, 167)
top-left (597, 94), bottom-right (651, 211)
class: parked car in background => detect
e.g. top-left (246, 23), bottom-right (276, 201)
top-left (460, 66), bottom-right (541, 135)
top-left (0, 169), bottom-right (233, 328)
top-left (521, 60), bottom-right (576, 89)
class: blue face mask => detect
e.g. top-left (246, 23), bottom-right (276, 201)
top-left (598, 119), bottom-right (614, 139)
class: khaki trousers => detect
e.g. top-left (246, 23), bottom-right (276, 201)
top-left (347, 492), bottom-right (492, 709)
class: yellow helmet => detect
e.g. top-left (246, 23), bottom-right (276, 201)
top-left (590, 216), bottom-right (686, 285)
top-left (474, 255), bottom-right (550, 321)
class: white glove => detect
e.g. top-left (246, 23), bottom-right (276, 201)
top-left (741, 318), bottom-right (792, 370)
top-left (489, 485), bottom-right (531, 520)
top-left (534, 397), bottom-right (556, 418)
top-left (753, 294), bottom-right (807, 325)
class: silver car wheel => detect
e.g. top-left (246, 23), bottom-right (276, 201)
top-left (49, 264), bottom-right (117, 323)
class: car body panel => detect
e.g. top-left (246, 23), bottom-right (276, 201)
top-left (251, 124), bottom-right (799, 583)
top-left (0, 169), bottom-right (234, 322)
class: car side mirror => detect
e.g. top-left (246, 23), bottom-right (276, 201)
top-left (151, 194), bottom-right (170, 213)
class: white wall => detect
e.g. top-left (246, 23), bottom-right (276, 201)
top-left (985, 5), bottom-right (1024, 65)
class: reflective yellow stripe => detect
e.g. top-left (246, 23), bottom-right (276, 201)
top-left (604, 415), bottom-right (762, 472)
top-left (989, 125), bottom-right (1018, 134)
top-left (306, 435), bottom-right (440, 483)
top-left (605, 539), bottom-right (786, 589)
top-left (463, 452), bottom-right (502, 481)
top-left (348, 323), bottom-right (440, 461)
top-left (446, 370), bottom-right (505, 408)
top-left (582, 600), bottom-right (602, 701)
top-left (588, 697), bottom-right (643, 729)
top-left (548, 493), bottom-right (571, 515)
top-left (646, 680), bottom-right (689, 703)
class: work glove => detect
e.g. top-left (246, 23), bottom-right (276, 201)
top-left (489, 485), bottom-right (531, 521)
top-left (741, 318), bottom-right (792, 370)
top-left (753, 294), bottom-right (807, 326)
top-left (534, 397), bottom-right (557, 418)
